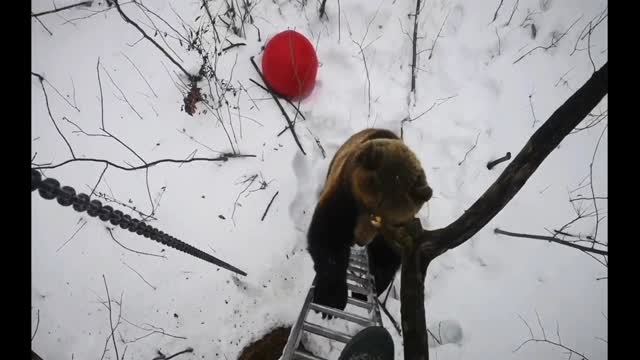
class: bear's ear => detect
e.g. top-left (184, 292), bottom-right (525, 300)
top-left (356, 144), bottom-right (383, 170)
top-left (413, 184), bottom-right (433, 202)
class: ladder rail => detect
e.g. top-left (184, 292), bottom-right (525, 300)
top-left (281, 248), bottom-right (384, 360)
top-left (281, 277), bottom-right (318, 359)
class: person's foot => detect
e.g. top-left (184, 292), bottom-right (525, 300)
top-left (338, 326), bottom-right (394, 360)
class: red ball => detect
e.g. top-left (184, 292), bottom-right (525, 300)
top-left (261, 30), bottom-right (318, 100)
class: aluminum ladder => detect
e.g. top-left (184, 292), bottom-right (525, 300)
top-left (281, 247), bottom-right (383, 360)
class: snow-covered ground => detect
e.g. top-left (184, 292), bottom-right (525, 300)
top-left (31, 0), bottom-right (607, 359)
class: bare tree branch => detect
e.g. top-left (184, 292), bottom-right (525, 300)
top-left (107, 228), bottom-right (166, 258)
top-left (495, 228), bottom-right (607, 256)
top-left (103, 275), bottom-right (120, 360)
top-left (249, 57), bottom-right (306, 155)
top-left (514, 16), bottom-right (582, 64)
top-left (410, 0), bottom-right (422, 93)
top-left (513, 316), bottom-right (590, 359)
top-left (32, 1), bottom-right (92, 17)
top-left (112, 0), bottom-right (195, 81)
top-left (427, 62), bottom-right (607, 253)
top-left (387, 63), bottom-right (607, 360)
top-left (32, 73), bottom-right (76, 159)
top-left (32, 153), bottom-right (254, 172)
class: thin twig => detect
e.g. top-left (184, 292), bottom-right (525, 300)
top-left (165, 348), bottom-right (194, 360)
top-left (122, 261), bottom-right (156, 290)
top-left (495, 228), bottom-right (607, 255)
top-left (504, 0), bottom-right (519, 27)
top-left (428, 12), bottom-right (449, 60)
top-left (32, 309), bottom-right (40, 341)
top-left (107, 228), bottom-right (166, 258)
top-left (56, 219), bottom-right (88, 252)
top-left (529, 93), bottom-right (537, 128)
top-left (410, 0), bottom-right (422, 93)
top-left (319, 0), bottom-right (328, 19)
top-left (569, 196), bottom-right (607, 203)
top-left (352, 40), bottom-right (372, 119)
top-left (33, 15), bottom-right (53, 35)
top-left (33, 154), bottom-right (254, 171)
top-left (375, 298), bottom-right (402, 337)
top-left (100, 64), bottom-right (143, 120)
top-left (33, 73), bottom-right (76, 158)
top-left (103, 275), bottom-right (120, 360)
top-left (514, 16), bottom-right (582, 64)
top-left (63, 117), bottom-right (109, 137)
top-left (491, 0), bottom-right (504, 23)
top-left (249, 57), bottom-right (306, 155)
top-left (112, 0), bottom-right (194, 81)
top-left (32, 1), bottom-right (92, 17)
top-left (589, 125), bottom-right (607, 241)
top-left (222, 42), bottom-right (246, 52)
top-left (90, 164), bottom-right (109, 199)
top-left (587, 21), bottom-right (596, 73)
top-left (260, 191), bottom-right (279, 221)
top-left (458, 132), bottom-right (480, 166)
top-left (121, 52), bottom-right (158, 98)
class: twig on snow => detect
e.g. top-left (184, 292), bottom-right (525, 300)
top-left (491, 0), bottom-right (504, 24)
top-left (514, 16), bottom-right (582, 64)
top-left (32, 1), bottom-right (92, 17)
top-left (504, 0), bottom-right (519, 27)
top-left (32, 309), bottom-right (40, 341)
top-left (121, 52), bottom-right (158, 98)
top-left (122, 261), bottom-right (157, 290)
top-left (249, 57), bottom-right (306, 155)
top-left (487, 152), bottom-right (511, 170)
top-left (458, 132), bottom-right (480, 166)
top-left (103, 275), bottom-right (120, 360)
top-left (112, 0), bottom-right (195, 81)
top-left (107, 228), bottom-right (166, 259)
top-left (261, 191), bottom-right (279, 221)
top-left (32, 72), bottom-right (76, 158)
top-left (32, 154), bottom-right (254, 172)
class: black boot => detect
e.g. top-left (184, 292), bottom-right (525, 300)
top-left (338, 326), bottom-right (394, 360)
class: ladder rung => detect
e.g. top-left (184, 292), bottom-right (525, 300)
top-left (293, 349), bottom-right (326, 360)
top-left (347, 297), bottom-right (372, 310)
top-left (350, 258), bottom-right (368, 267)
top-left (346, 273), bottom-right (369, 286)
top-left (309, 303), bottom-right (375, 327)
top-left (347, 265), bottom-right (368, 275)
top-left (302, 322), bottom-right (352, 343)
top-left (348, 283), bottom-right (370, 295)
top-left (302, 321), bottom-right (351, 344)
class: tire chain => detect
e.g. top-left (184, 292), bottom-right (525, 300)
top-left (31, 169), bottom-right (247, 276)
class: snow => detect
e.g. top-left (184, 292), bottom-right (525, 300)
top-left (31, 0), bottom-right (607, 359)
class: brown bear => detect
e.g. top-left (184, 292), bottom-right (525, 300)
top-left (306, 128), bottom-right (432, 310)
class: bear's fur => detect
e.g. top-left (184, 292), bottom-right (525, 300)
top-left (307, 128), bottom-right (432, 310)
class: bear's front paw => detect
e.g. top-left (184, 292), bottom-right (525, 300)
top-left (313, 279), bottom-right (348, 312)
